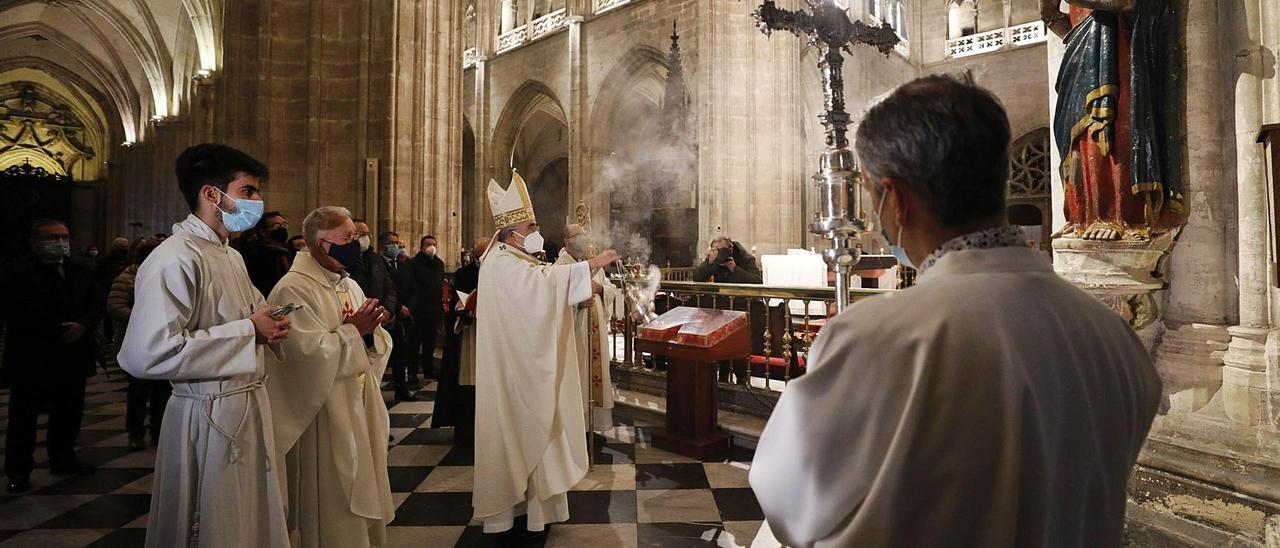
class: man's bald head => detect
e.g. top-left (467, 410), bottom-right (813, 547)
top-left (564, 223), bottom-right (592, 260)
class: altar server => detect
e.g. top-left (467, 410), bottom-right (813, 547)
top-left (118, 144), bottom-right (292, 548)
top-left (750, 75), bottom-right (1161, 547)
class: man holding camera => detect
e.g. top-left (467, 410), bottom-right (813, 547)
top-left (692, 236), bottom-right (763, 284)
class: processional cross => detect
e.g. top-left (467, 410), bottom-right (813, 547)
top-left (751, 0), bottom-right (899, 312)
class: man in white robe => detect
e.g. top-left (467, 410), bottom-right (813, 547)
top-left (555, 223), bottom-right (617, 431)
top-left (265, 206), bottom-right (395, 548)
top-left (119, 144), bottom-right (292, 548)
top-left (473, 173), bottom-right (619, 535)
top-left (750, 75), bottom-right (1162, 547)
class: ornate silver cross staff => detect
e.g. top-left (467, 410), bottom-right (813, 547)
top-left (753, 0), bottom-right (899, 312)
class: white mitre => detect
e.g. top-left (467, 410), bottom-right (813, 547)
top-left (487, 171), bottom-right (536, 228)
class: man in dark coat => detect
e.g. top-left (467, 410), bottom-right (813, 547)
top-left (236, 211), bottom-right (292, 297)
top-left (692, 236), bottom-right (764, 284)
top-left (350, 224), bottom-right (411, 401)
top-left (402, 235), bottom-right (445, 383)
top-left (2, 219), bottom-right (101, 493)
top-left (431, 238), bottom-right (486, 439)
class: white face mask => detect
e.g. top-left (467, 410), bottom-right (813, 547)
top-left (357, 235), bottom-right (371, 252)
top-left (871, 187), bottom-right (914, 269)
top-left (517, 231), bottom-right (544, 255)
top-left (424, 245), bottom-right (437, 257)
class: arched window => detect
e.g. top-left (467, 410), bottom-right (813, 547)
top-left (867, 0), bottom-right (908, 42)
top-left (1007, 128), bottom-right (1052, 253)
top-left (948, 0), bottom-right (977, 39)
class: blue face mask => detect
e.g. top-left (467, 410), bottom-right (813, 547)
top-left (324, 239), bottom-right (363, 271)
top-left (872, 188), bottom-right (915, 270)
top-left (216, 189), bottom-right (265, 233)
top-left (383, 243), bottom-right (402, 258)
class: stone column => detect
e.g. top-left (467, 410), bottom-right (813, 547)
top-left (1223, 0), bottom-right (1272, 427)
top-left (501, 0), bottom-right (516, 33)
top-left (566, 14), bottom-right (596, 225)
top-left (694, 0), bottom-right (805, 254)
top-left (1153, 0), bottom-right (1234, 414)
top-left (387, 0), bottom-right (464, 263)
top-left (1261, 0), bottom-right (1280, 435)
top-left (467, 0), bottom-right (496, 242)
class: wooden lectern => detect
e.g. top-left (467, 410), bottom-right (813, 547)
top-left (635, 307), bottom-right (750, 460)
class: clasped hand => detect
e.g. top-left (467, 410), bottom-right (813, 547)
top-left (250, 306), bottom-right (292, 345)
top-left (344, 298), bottom-right (386, 336)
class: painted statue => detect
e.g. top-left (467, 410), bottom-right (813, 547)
top-left (1042, 0), bottom-right (1183, 240)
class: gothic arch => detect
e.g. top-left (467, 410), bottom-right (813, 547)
top-left (588, 45), bottom-right (668, 146)
top-left (488, 80), bottom-right (570, 242)
top-left (489, 79), bottom-right (566, 184)
top-left (586, 44), bottom-right (669, 214)
top-left (1007, 127), bottom-right (1051, 252)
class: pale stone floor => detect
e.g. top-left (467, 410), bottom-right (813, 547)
top-left (0, 364), bottom-right (764, 547)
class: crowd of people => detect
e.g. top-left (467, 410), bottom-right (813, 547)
top-left (0, 149), bottom-right (467, 502)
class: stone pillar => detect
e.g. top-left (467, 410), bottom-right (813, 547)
top-left (501, 0), bottom-right (516, 33)
top-left (566, 14), bottom-right (597, 226)
top-left (388, 0), bottom-right (464, 263)
top-left (1264, 0), bottom-right (1280, 437)
top-left (1223, 0), bottom-right (1273, 427)
top-left (694, 0), bottom-right (805, 254)
top-left (1153, 0), bottom-right (1235, 414)
top-left (467, 0), bottom-right (496, 243)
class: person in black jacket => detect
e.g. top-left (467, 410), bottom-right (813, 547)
top-left (236, 211), bottom-right (292, 297)
top-left (350, 223), bottom-right (410, 402)
top-left (2, 219), bottom-right (102, 493)
top-left (402, 235), bottom-right (446, 384)
top-left (692, 236), bottom-right (763, 284)
top-left (431, 238), bottom-right (486, 437)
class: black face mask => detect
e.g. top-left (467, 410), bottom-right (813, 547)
top-left (324, 240), bottom-right (363, 270)
top-left (269, 227), bottom-right (288, 244)
top-left (714, 247), bottom-right (732, 265)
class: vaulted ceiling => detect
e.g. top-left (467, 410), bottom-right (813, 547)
top-left (0, 0), bottom-right (223, 145)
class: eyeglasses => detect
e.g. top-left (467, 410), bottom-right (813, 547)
top-left (36, 235), bottom-right (70, 242)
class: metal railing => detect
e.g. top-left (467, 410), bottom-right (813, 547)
top-left (659, 267), bottom-right (694, 281)
top-left (608, 280), bottom-right (892, 394)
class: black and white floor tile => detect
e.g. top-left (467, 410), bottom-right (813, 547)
top-left (0, 369), bottom-right (763, 547)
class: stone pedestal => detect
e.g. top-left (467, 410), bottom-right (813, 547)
top-left (1223, 326), bottom-right (1274, 428)
top-left (1052, 230), bottom-right (1179, 346)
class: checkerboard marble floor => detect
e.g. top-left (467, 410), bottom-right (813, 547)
top-left (0, 371), bottom-right (764, 547)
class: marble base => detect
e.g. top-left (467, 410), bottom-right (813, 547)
top-left (1223, 327), bottom-right (1273, 428)
top-left (1053, 230), bottom-right (1179, 336)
